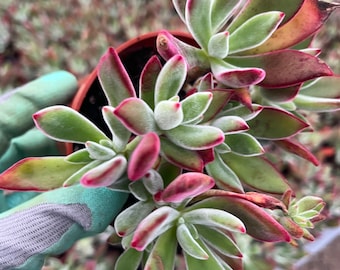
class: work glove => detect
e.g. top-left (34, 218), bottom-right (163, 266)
top-left (0, 184), bottom-right (127, 270)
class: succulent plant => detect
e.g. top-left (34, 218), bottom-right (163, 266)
top-left (1, 0), bottom-right (340, 269)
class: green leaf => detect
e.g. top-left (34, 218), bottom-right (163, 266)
top-left (196, 225), bottom-right (242, 258)
top-left (165, 124), bottom-right (224, 150)
top-left (229, 12), bottom-right (284, 54)
top-left (187, 194), bottom-right (291, 242)
top-left (208, 32), bottom-right (229, 59)
top-left (225, 133), bottom-right (264, 156)
top-left (131, 206), bottom-right (180, 251)
top-left (220, 104), bottom-right (263, 121)
top-left (181, 92), bottom-right (213, 124)
top-left (80, 155), bottom-right (127, 187)
top-left (182, 208), bottom-right (246, 233)
top-left (33, 105), bottom-right (109, 144)
top-left (65, 148), bottom-right (92, 164)
top-left (294, 94), bottom-right (340, 112)
top-left (301, 76), bottom-right (340, 98)
top-left (144, 226), bottom-right (178, 270)
top-left (221, 152), bottom-right (291, 194)
top-left (0, 157), bottom-right (85, 191)
top-left (102, 106), bottom-right (131, 152)
top-left (184, 238), bottom-right (225, 270)
top-left (210, 0), bottom-right (241, 33)
top-left (97, 47), bottom-right (136, 107)
top-left (63, 160), bottom-right (102, 187)
top-left (160, 138), bottom-right (204, 172)
top-left (114, 248), bottom-right (143, 270)
top-left (139, 55), bottom-right (162, 109)
top-left (85, 141), bottom-right (116, 160)
top-left (205, 153), bottom-right (244, 193)
top-left (114, 98), bottom-right (156, 135)
top-left (114, 201), bottom-right (155, 237)
top-left (211, 116), bottom-right (249, 134)
top-left (154, 54), bottom-right (187, 104)
top-left (154, 100), bottom-right (184, 130)
top-left (202, 90), bottom-right (234, 122)
top-left (247, 107), bottom-right (309, 139)
top-left (142, 170), bottom-right (164, 195)
top-left (177, 223), bottom-right (209, 260)
top-left (185, 0), bottom-right (212, 50)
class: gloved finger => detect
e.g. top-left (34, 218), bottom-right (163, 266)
top-left (0, 71), bottom-right (78, 155)
top-left (0, 184), bottom-right (128, 270)
top-left (0, 127), bottom-right (61, 173)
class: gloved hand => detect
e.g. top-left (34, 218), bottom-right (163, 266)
top-left (0, 184), bottom-right (127, 270)
top-left (0, 70), bottom-right (78, 172)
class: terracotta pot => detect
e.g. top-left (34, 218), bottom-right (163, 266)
top-left (65, 31), bottom-right (194, 154)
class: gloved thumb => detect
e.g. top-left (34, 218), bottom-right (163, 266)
top-left (0, 184), bottom-right (128, 270)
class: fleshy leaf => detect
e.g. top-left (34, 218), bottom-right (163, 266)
top-left (114, 248), bottom-right (143, 270)
top-left (221, 104), bottom-right (263, 121)
top-left (160, 137), bottom-right (204, 172)
top-left (154, 100), bottom-right (183, 130)
top-left (188, 193), bottom-right (291, 242)
top-left (155, 172), bottom-right (214, 203)
top-left (142, 170), bottom-right (164, 195)
top-left (206, 152), bottom-right (244, 193)
top-left (97, 47), bottom-right (136, 107)
top-left (85, 141), bottom-right (116, 160)
top-left (211, 58), bottom-right (265, 88)
top-left (182, 208), bottom-right (246, 233)
top-left (80, 155), bottom-right (127, 187)
top-left (165, 124), bottom-right (224, 150)
top-left (185, 0), bottom-right (212, 50)
top-left (129, 180), bottom-right (150, 201)
top-left (247, 107), bottom-right (309, 139)
top-left (196, 225), bottom-right (242, 257)
top-left (225, 133), bottom-right (264, 156)
top-left (65, 148), bottom-right (92, 164)
top-left (294, 94), bottom-right (340, 112)
top-left (260, 85), bottom-right (301, 102)
top-left (144, 226), bottom-right (177, 270)
top-left (227, 50), bottom-right (333, 88)
top-left (154, 54), bottom-right (187, 104)
top-left (197, 73), bottom-right (214, 91)
top-left (211, 115), bottom-right (249, 134)
top-left (128, 132), bottom-right (160, 181)
top-left (63, 160), bottom-right (102, 187)
top-left (0, 157), bottom-right (84, 191)
top-left (177, 223), bottom-right (209, 260)
top-left (114, 98), bottom-right (156, 135)
top-left (184, 238), bottom-right (225, 270)
top-left (228, 0), bottom-right (304, 32)
top-left (33, 105), bottom-right (109, 144)
top-left (115, 201), bottom-right (155, 237)
top-left (243, 0), bottom-right (339, 54)
top-left (301, 76), bottom-right (340, 98)
top-left (172, 0), bottom-right (186, 22)
top-left (202, 90), bottom-right (234, 122)
top-left (229, 11), bottom-right (284, 54)
top-left (131, 206), bottom-right (180, 251)
top-left (139, 55), bottom-right (162, 109)
top-left (210, 0), bottom-right (241, 33)
top-left (221, 152), bottom-right (291, 194)
top-left (275, 139), bottom-right (319, 166)
top-left (181, 92), bottom-right (213, 124)
top-left (208, 32), bottom-right (229, 59)
top-left (102, 106), bottom-right (131, 152)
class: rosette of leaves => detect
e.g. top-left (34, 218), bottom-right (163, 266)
top-left (0, 0), bottom-right (339, 269)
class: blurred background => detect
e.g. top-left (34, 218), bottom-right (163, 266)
top-left (0, 1), bottom-right (339, 269)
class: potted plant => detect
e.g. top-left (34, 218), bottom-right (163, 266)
top-left (0, 0), bottom-right (339, 269)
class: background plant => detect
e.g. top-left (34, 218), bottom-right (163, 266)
top-left (0, 0), bottom-right (340, 270)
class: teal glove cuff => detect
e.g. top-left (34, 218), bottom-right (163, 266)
top-left (0, 185), bottom-right (128, 270)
